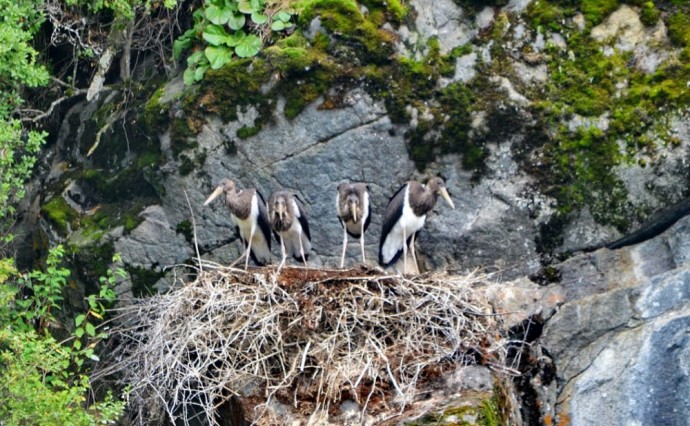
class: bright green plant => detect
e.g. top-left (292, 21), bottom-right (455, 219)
top-left (15, 245), bottom-right (71, 333)
top-left (0, 0), bottom-right (49, 237)
top-left (72, 254), bottom-right (125, 368)
top-left (174, 0), bottom-right (296, 84)
top-left (0, 250), bottom-right (126, 425)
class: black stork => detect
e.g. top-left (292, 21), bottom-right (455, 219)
top-left (379, 177), bottom-right (455, 274)
top-left (268, 190), bottom-right (312, 268)
top-left (204, 179), bottom-right (272, 269)
top-left (336, 182), bottom-right (371, 268)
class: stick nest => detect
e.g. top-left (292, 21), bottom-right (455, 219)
top-left (99, 263), bottom-right (505, 425)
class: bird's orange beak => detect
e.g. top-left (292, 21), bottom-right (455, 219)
top-left (439, 187), bottom-right (455, 209)
top-left (204, 186), bottom-right (224, 206)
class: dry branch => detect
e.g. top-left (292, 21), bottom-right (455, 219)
top-left (96, 266), bottom-right (507, 425)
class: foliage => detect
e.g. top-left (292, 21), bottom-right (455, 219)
top-left (64, 0), bottom-right (177, 20)
top-left (174, 0), bottom-right (296, 84)
top-left (72, 254), bottom-right (126, 368)
top-left (14, 245), bottom-right (71, 333)
top-left (0, 0), bottom-right (49, 236)
top-left (0, 247), bottom-right (126, 425)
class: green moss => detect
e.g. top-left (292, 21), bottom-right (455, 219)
top-left (179, 154), bottom-right (195, 176)
top-left (667, 12), bottom-right (690, 46)
top-left (175, 220), bottom-right (193, 244)
top-left (296, 0), bottom-right (395, 63)
top-left (360, 0), bottom-right (409, 22)
top-left (136, 151), bottom-right (161, 169)
top-left (580, 0), bottom-right (619, 26)
top-left (237, 125), bottom-right (261, 139)
top-left (517, 0), bottom-right (690, 232)
top-left (639, 1), bottom-right (660, 26)
top-left (41, 197), bottom-right (78, 234)
top-left (405, 393), bottom-right (503, 426)
top-left (79, 203), bottom-right (146, 238)
top-left (525, 1), bottom-right (569, 32)
top-left (194, 58), bottom-right (272, 123)
top-left (141, 86), bottom-right (168, 133)
top-left (127, 266), bottom-right (164, 297)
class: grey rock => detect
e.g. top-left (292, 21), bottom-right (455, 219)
top-left (591, 5), bottom-right (672, 74)
top-left (475, 7), bottom-right (495, 30)
top-left (542, 215), bottom-right (690, 425)
top-left (453, 52), bottom-right (478, 83)
top-left (409, 0), bottom-right (475, 54)
top-left (114, 205), bottom-right (193, 270)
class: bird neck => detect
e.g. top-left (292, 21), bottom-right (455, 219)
top-left (409, 184), bottom-right (437, 216)
top-left (227, 191), bottom-right (251, 219)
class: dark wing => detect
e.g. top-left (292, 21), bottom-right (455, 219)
top-left (293, 194), bottom-right (311, 242)
top-left (379, 183), bottom-right (407, 266)
top-left (255, 189), bottom-right (272, 251)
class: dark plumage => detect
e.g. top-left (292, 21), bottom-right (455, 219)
top-left (268, 190), bottom-right (312, 268)
top-left (336, 182), bottom-right (371, 267)
top-left (204, 179), bottom-right (272, 269)
top-left (379, 177), bottom-right (455, 274)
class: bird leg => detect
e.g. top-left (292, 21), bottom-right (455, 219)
top-left (278, 235), bottom-right (286, 271)
top-left (229, 251), bottom-right (246, 268)
top-left (410, 233), bottom-right (420, 275)
top-left (402, 227), bottom-right (408, 275)
top-left (340, 225), bottom-right (348, 268)
top-left (360, 220), bottom-right (366, 265)
top-left (298, 229), bottom-right (307, 267)
top-left (244, 224), bottom-right (255, 270)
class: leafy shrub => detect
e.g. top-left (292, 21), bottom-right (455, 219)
top-left (174, 0), bottom-right (296, 84)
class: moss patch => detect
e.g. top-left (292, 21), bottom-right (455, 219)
top-left (128, 266), bottom-right (165, 297)
top-left (519, 0), bottom-right (690, 234)
top-left (41, 196), bottom-right (78, 234)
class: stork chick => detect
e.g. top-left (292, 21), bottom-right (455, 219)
top-left (336, 182), bottom-right (371, 268)
top-left (204, 179), bottom-right (272, 269)
top-left (379, 177), bottom-right (455, 274)
top-left (268, 190), bottom-right (312, 269)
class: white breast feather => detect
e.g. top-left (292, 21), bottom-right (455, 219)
top-left (381, 186), bottom-right (426, 264)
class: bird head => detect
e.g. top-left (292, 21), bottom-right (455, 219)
top-left (428, 177), bottom-right (455, 209)
top-left (274, 197), bottom-right (287, 221)
top-left (204, 179), bottom-right (236, 206)
top-left (346, 192), bottom-right (360, 222)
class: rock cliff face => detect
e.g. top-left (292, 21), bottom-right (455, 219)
top-left (539, 215), bottom-right (690, 425)
top-left (17, 0), bottom-right (690, 424)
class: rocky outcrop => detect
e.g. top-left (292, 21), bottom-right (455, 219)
top-left (537, 215), bottom-right (690, 425)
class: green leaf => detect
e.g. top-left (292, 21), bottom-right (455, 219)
top-left (237, 1), bottom-right (255, 14)
top-left (195, 65), bottom-right (209, 81)
top-left (75, 327), bottom-right (84, 338)
top-left (73, 339), bottom-right (82, 350)
top-left (75, 314), bottom-right (85, 327)
top-left (276, 11), bottom-right (292, 22)
top-left (85, 323), bottom-right (96, 337)
top-left (235, 34), bottom-right (262, 58)
top-left (203, 24), bottom-right (231, 46)
top-left (184, 67), bottom-right (196, 85)
top-left (205, 4), bottom-right (234, 25)
top-left (227, 13), bottom-right (246, 30)
top-left (251, 12), bottom-right (268, 24)
top-left (173, 38), bottom-right (192, 60)
top-left (205, 46), bottom-right (233, 69)
top-left (187, 50), bottom-right (205, 65)
top-left (271, 20), bottom-right (286, 31)
top-left (250, 0), bottom-right (264, 11)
